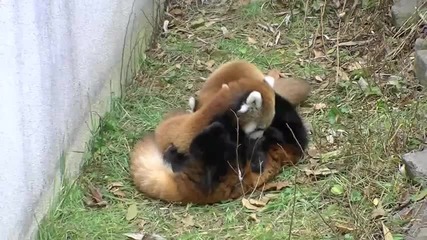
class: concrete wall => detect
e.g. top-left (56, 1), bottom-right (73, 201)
top-left (0, 0), bottom-right (164, 239)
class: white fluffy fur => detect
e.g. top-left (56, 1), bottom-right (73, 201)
top-left (238, 91), bottom-right (262, 114)
top-left (264, 75), bottom-right (275, 88)
top-left (243, 121), bottom-right (257, 134)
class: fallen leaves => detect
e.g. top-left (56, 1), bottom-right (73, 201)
top-left (221, 26), bottom-right (231, 39)
top-left (314, 103), bottom-right (327, 110)
top-left (335, 222), bottom-right (355, 234)
top-left (108, 181), bottom-right (126, 198)
top-left (241, 195), bottom-right (271, 211)
top-left (84, 185), bottom-right (108, 208)
top-left (248, 213), bottom-right (260, 223)
top-left (126, 204), bottom-right (138, 221)
top-left (181, 214), bottom-right (195, 227)
top-left (304, 167), bottom-right (338, 177)
top-left (247, 36), bottom-right (257, 45)
top-left (242, 198), bottom-right (261, 211)
top-left (123, 233), bottom-right (166, 240)
top-left (411, 188), bottom-right (427, 202)
top-left (382, 222), bottom-right (394, 240)
top-left (371, 198), bottom-right (386, 219)
top-left (263, 181), bottom-right (291, 191)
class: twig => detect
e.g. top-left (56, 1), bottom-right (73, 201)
top-left (335, 20), bottom-right (341, 83)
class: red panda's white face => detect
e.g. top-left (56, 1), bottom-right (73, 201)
top-left (187, 75), bottom-right (276, 140)
top-left (237, 76), bottom-right (276, 139)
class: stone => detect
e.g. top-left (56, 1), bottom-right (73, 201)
top-left (416, 38), bottom-right (427, 51)
top-left (415, 50), bottom-right (427, 86)
top-left (405, 200), bottom-right (427, 240)
top-left (391, 0), bottom-right (425, 28)
top-left (402, 149), bottom-right (427, 185)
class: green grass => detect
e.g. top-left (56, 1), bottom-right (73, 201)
top-left (39, 1), bottom-right (426, 239)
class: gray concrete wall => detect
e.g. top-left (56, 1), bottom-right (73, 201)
top-left (0, 0), bottom-right (164, 239)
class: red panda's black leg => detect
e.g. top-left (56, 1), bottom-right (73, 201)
top-left (189, 121), bottom-right (237, 194)
top-left (163, 145), bottom-right (191, 172)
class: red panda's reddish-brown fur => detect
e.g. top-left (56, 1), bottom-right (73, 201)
top-left (155, 77), bottom-right (276, 154)
top-left (130, 133), bottom-right (303, 204)
top-left (191, 60), bottom-right (276, 137)
top-left (129, 63), bottom-right (310, 204)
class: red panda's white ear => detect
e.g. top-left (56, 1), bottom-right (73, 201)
top-left (238, 91), bottom-right (262, 114)
top-left (264, 76), bottom-right (275, 88)
top-left (246, 91), bottom-right (262, 109)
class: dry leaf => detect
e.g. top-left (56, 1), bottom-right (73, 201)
top-left (249, 198), bottom-right (268, 207)
top-left (249, 213), bottom-right (260, 223)
top-left (371, 207), bottom-right (386, 219)
top-left (169, 8), bottom-right (183, 16)
top-left (138, 220), bottom-right (147, 230)
top-left (373, 198), bottom-right (380, 206)
top-left (221, 26), bottom-right (231, 38)
top-left (307, 148), bottom-right (320, 159)
top-left (337, 67), bottom-right (350, 81)
top-left (84, 185), bottom-right (108, 208)
top-left (382, 222), bottom-right (394, 240)
top-left (347, 61), bottom-right (363, 71)
top-left (263, 181), bottom-right (291, 191)
top-left (90, 186), bottom-right (103, 202)
top-left (247, 37), bottom-right (257, 44)
top-left (238, 0), bottom-right (251, 6)
top-left (357, 77), bottom-right (369, 91)
top-left (124, 233), bottom-right (145, 240)
top-left (314, 75), bottom-right (323, 82)
top-left (126, 204), bottom-right (138, 221)
top-left (108, 182), bottom-right (124, 188)
top-left (314, 103), bottom-right (327, 110)
top-left (112, 189), bottom-right (126, 198)
top-left (242, 198), bottom-right (261, 211)
top-left (205, 60), bottom-right (215, 68)
top-left (205, 21), bottom-right (215, 27)
top-left (175, 63), bottom-right (181, 69)
top-left (124, 233), bottom-right (166, 240)
top-left (313, 49), bottom-right (325, 58)
top-left (181, 215), bottom-right (195, 227)
top-left (335, 223), bottom-right (355, 234)
top-left (304, 167), bottom-right (338, 177)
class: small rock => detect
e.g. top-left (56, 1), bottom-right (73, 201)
top-left (415, 38), bottom-right (427, 51)
top-left (391, 0), bottom-right (426, 28)
top-left (405, 200), bottom-right (427, 240)
top-left (415, 50), bottom-right (427, 86)
top-left (402, 149), bottom-right (427, 185)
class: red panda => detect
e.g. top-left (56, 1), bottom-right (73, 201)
top-left (189, 60), bottom-right (277, 140)
top-left (130, 84), bottom-right (309, 204)
top-left (130, 124), bottom-right (305, 204)
top-left (154, 76), bottom-right (276, 154)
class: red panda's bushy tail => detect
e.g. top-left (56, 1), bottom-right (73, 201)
top-left (130, 134), bottom-right (183, 202)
